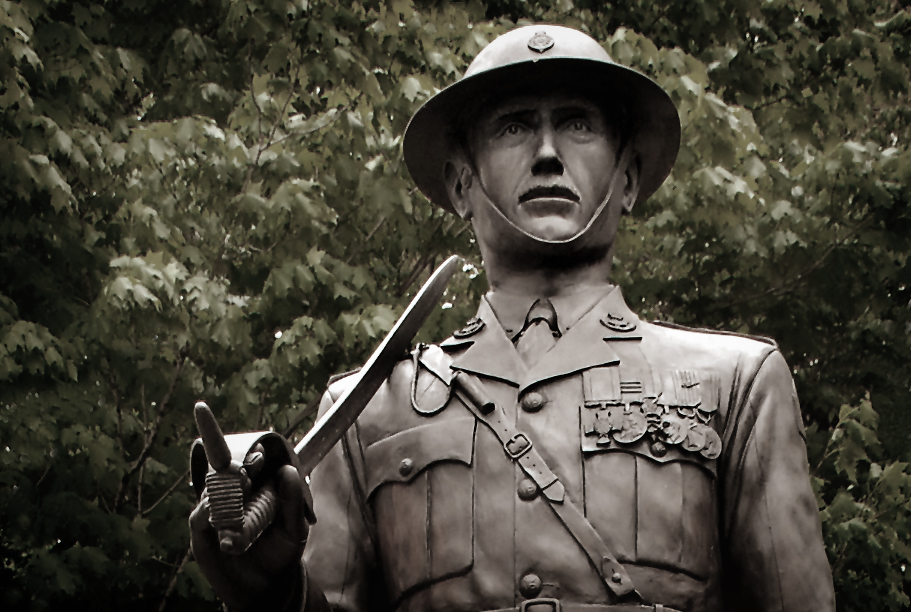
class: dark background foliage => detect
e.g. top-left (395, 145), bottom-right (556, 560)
top-left (1, 0), bottom-right (909, 610)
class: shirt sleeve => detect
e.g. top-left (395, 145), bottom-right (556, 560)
top-left (720, 349), bottom-right (836, 611)
top-left (301, 389), bottom-right (391, 612)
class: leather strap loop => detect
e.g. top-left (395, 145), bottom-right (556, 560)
top-left (451, 372), bottom-right (640, 602)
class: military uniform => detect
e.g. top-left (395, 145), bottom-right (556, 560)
top-left (302, 287), bottom-right (835, 612)
top-left (191, 24), bottom-right (836, 612)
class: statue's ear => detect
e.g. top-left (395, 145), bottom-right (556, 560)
top-left (620, 154), bottom-right (642, 215)
top-left (444, 155), bottom-right (474, 220)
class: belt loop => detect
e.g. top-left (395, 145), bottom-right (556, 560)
top-left (655, 605), bottom-right (665, 612)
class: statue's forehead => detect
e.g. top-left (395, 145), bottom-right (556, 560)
top-left (467, 89), bottom-right (605, 126)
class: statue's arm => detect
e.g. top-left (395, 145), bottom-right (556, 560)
top-left (299, 387), bottom-right (389, 612)
top-left (720, 349), bottom-right (836, 611)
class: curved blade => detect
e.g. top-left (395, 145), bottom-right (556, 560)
top-left (294, 255), bottom-right (461, 474)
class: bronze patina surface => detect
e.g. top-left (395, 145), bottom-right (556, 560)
top-left (190, 24), bottom-right (835, 612)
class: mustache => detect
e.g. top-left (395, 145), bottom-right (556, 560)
top-left (518, 185), bottom-right (580, 203)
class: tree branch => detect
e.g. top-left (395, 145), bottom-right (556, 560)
top-left (256, 390), bottom-right (267, 430)
top-left (141, 470), bottom-right (190, 518)
top-left (344, 216), bottom-right (386, 265)
top-left (137, 463), bottom-right (144, 514)
top-left (113, 352), bottom-right (187, 513)
top-left (266, 96), bottom-right (354, 149)
top-left (241, 64), bottom-right (302, 194)
top-left (112, 374), bottom-right (123, 451)
top-left (151, 158), bottom-right (182, 207)
top-left (158, 546), bottom-right (192, 612)
top-left (747, 93), bottom-right (791, 112)
top-left (396, 251), bottom-right (435, 298)
top-left (708, 209), bottom-right (874, 312)
top-left (395, 219), bottom-right (448, 297)
top-left (263, 64), bottom-right (302, 153)
top-left (281, 393), bottom-right (322, 439)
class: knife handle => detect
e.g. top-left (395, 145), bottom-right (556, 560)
top-left (205, 475), bottom-right (277, 554)
top-left (205, 467), bottom-right (248, 553)
top-left (193, 403), bottom-right (306, 554)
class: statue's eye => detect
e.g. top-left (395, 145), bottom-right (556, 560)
top-left (569, 120), bottom-right (590, 132)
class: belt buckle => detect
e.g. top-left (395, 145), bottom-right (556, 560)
top-left (519, 598), bottom-right (561, 612)
top-left (504, 432), bottom-right (532, 459)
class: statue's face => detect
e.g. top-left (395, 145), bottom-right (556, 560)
top-left (467, 91), bottom-right (620, 242)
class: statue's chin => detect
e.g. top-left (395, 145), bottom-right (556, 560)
top-left (517, 219), bottom-right (582, 243)
top-left (479, 220), bottom-right (613, 271)
top-left (512, 198), bottom-right (584, 242)
top-left (470, 188), bottom-right (612, 265)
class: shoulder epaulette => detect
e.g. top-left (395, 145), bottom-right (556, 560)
top-left (328, 368), bottom-right (362, 386)
top-left (650, 320), bottom-right (778, 349)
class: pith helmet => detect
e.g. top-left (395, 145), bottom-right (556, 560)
top-left (403, 25), bottom-right (680, 215)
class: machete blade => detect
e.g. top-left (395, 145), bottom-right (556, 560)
top-left (294, 255), bottom-right (461, 475)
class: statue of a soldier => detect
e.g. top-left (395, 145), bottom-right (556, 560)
top-left (190, 25), bottom-right (836, 612)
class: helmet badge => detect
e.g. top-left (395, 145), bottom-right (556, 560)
top-left (527, 31), bottom-right (555, 53)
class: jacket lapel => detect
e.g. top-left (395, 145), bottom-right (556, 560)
top-left (518, 287), bottom-right (640, 394)
top-left (448, 299), bottom-right (525, 386)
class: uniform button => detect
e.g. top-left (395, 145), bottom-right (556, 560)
top-left (517, 478), bottom-right (538, 501)
top-left (521, 391), bottom-right (545, 413)
top-left (611, 572), bottom-right (623, 583)
top-left (650, 441), bottom-right (667, 457)
top-left (399, 458), bottom-right (414, 476)
top-left (519, 572), bottom-right (542, 597)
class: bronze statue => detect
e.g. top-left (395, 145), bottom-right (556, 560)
top-left (190, 25), bottom-right (836, 612)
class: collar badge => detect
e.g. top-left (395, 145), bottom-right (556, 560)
top-left (453, 317), bottom-right (485, 339)
top-left (527, 31), bottom-right (555, 53)
top-left (600, 312), bottom-right (637, 332)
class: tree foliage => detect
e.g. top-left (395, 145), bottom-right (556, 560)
top-left (0, 0), bottom-right (908, 610)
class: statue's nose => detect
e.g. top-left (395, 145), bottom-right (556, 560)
top-left (531, 130), bottom-right (564, 177)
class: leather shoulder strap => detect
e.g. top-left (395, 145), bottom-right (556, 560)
top-left (451, 372), bottom-right (642, 603)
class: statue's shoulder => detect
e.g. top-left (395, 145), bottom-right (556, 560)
top-left (325, 367), bottom-right (362, 402)
top-left (326, 335), bottom-right (460, 400)
top-left (327, 341), bottom-right (460, 446)
top-left (647, 319), bottom-right (777, 347)
top-left (638, 318), bottom-right (780, 374)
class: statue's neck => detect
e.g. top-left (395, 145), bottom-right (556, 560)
top-left (482, 244), bottom-right (614, 299)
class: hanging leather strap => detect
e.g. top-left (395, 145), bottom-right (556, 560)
top-left (451, 372), bottom-right (642, 603)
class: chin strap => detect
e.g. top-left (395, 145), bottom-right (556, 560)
top-left (466, 142), bottom-right (635, 246)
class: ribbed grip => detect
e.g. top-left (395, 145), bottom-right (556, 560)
top-left (205, 471), bottom-right (244, 531)
top-left (241, 483), bottom-right (278, 549)
top-left (206, 471), bottom-right (279, 554)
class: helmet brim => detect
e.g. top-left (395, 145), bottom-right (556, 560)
top-left (403, 56), bottom-right (680, 214)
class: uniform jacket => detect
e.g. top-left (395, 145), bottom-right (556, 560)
top-left (302, 287), bottom-right (835, 612)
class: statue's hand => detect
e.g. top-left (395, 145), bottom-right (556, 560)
top-left (189, 459), bottom-right (310, 610)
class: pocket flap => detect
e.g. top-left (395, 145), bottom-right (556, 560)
top-left (364, 416), bottom-right (476, 498)
top-left (582, 439), bottom-right (718, 478)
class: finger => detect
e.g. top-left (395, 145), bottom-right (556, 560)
top-left (251, 467), bottom-right (306, 575)
top-left (189, 498), bottom-right (222, 564)
top-left (189, 497), bottom-right (211, 533)
top-left (275, 464), bottom-right (307, 544)
top-left (243, 444), bottom-right (266, 479)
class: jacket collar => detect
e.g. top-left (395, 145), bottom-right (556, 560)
top-left (443, 286), bottom-right (642, 393)
top-left (484, 286), bottom-right (611, 339)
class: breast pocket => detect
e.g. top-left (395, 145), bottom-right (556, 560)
top-left (364, 416), bottom-right (476, 600)
top-left (585, 447), bottom-right (718, 581)
top-left (581, 365), bottom-right (721, 581)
